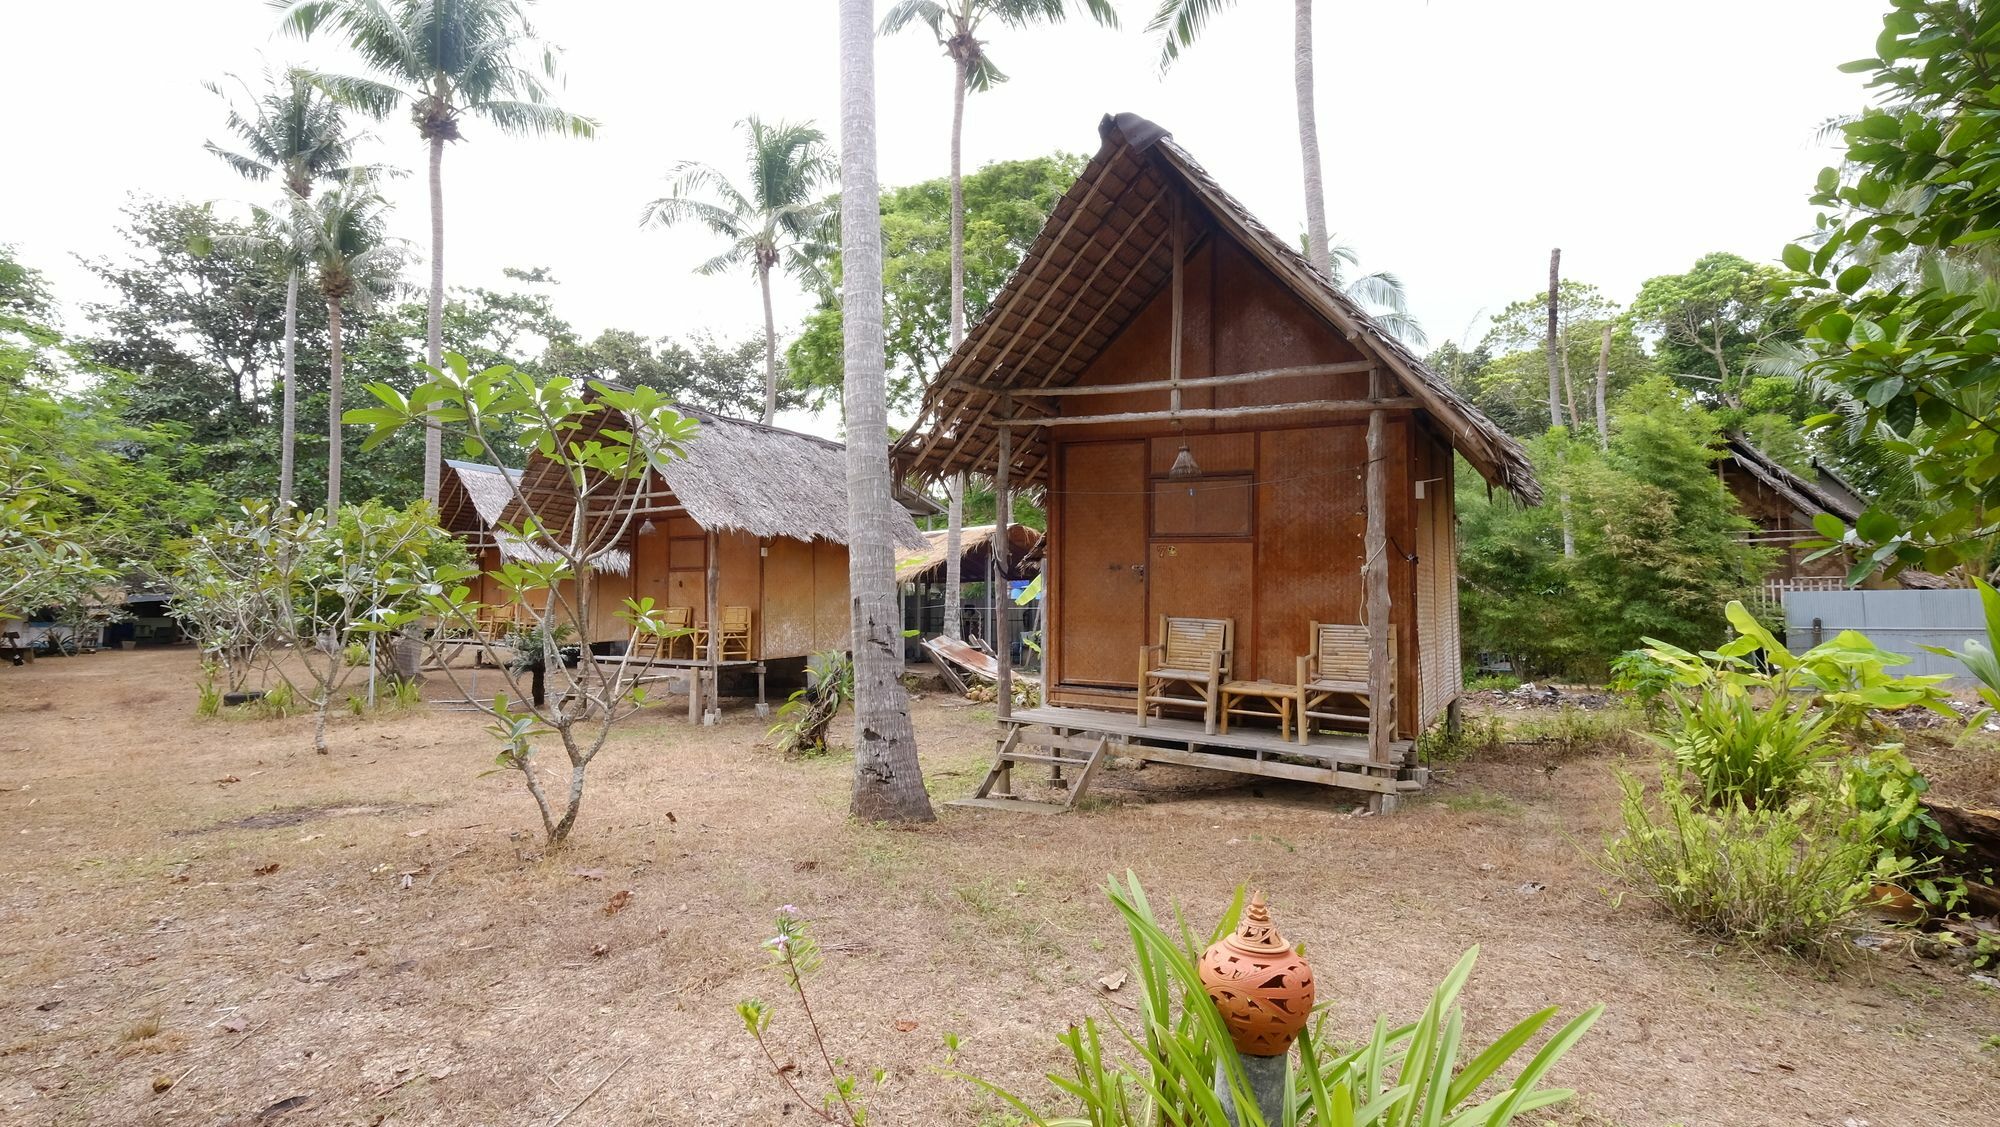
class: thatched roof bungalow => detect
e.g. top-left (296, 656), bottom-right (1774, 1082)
top-left (1721, 433), bottom-right (1943, 596)
top-left (891, 113), bottom-right (1539, 802)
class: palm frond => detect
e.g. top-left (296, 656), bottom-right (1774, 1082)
top-left (665, 161), bottom-right (755, 218)
top-left (1345, 270), bottom-right (1410, 316)
top-left (305, 71), bottom-right (410, 120)
top-left (695, 244), bottom-right (755, 277)
top-left (879, 0), bottom-right (948, 36)
top-left (1147, 0), bottom-right (1237, 71)
top-left (638, 196), bottom-right (745, 237)
top-left (473, 99), bottom-right (597, 138)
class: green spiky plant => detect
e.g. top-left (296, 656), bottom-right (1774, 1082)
top-left (957, 873), bottom-right (1601, 1126)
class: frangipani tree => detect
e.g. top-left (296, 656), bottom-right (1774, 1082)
top-left (344, 353), bottom-right (699, 846)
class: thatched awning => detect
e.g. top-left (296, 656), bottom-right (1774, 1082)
top-left (889, 113), bottom-right (1541, 505)
top-left (439, 459), bottom-right (632, 575)
top-left (501, 397), bottom-right (927, 551)
top-left (895, 522), bottom-right (1043, 585)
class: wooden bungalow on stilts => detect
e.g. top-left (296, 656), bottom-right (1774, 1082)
top-left (891, 113), bottom-right (1541, 812)
top-left (451, 399), bottom-right (928, 722)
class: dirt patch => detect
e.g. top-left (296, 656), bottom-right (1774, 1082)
top-left (0, 648), bottom-right (1996, 1126)
top-left (189, 802), bottom-right (423, 833)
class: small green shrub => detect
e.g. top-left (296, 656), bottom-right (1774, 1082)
top-left (346, 692), bottom-right (366, 716)
top-left (770, 651), bottom-right (854, 758)
top-left (1838, 746), bottom-right (1964, 914)
top-left (1603, 770), bottom-right (1887, 958)
top-left (1464, 671), bottom-right (1521, 692)
top-left (194, 665), bottom-right (222, 718)
top-left (388, 676), bottom-right (423, 709)
top-left (255, 679), bottom-right (298, 719)
top-left (1608, 648), bottom-right (1674, 716)
top-left (1654, 681), bottom-right (1836, 810)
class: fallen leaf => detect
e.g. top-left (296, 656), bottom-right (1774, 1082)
top-left (604, 890), bottom-right (632, 916)
top-left (664, 811), bottom-right (676, 824)
top-left (215, 775), bottom-right (240, 785)
top-left (570, 868), bottom-right (606, 881)
top-left (220, 1015), bottom-right (248, 1033)
top-left (35, 1000), bottom-right (61, 1012)
top-left (894, 1018), bottom-right (918, 1033)
top-left (257, 1094), bottom-right (312, 1119)
top-left (1098, 970), bottom-right (1127, 992)
top-left (404, 829), bottom-right (429, 838)
top-left (793, 859), bottom-right (819, 872)
top-left (253, 863), bottom-right (280, 877)
top-left (151, 1073), bottom-right (176, 1093)
top-left (590, 943), bottom-right (609, 958)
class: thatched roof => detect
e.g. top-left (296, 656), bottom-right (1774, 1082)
top-left (503, 397), bottom-right (928, 551)
top-left (896, 522), bottom-right (1043, 585)
top-left (889, 113), bottom-right (1541, 505)
top-left (439, 459), bottom-right (632, 575)
top-left (1721, 434), bottom-right (1863, 525)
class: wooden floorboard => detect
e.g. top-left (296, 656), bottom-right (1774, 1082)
top-left (1007, 705), bottom-right (1389, 767)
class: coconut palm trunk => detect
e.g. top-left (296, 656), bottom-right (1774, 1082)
top-left (841, 0), bottom-right (934, 824)
top-left (1294, 0), bottom-right (1330, 276)
top-left (942, 52), bottom-right (971, 643)
top-left (327, 297), bottom-right (346, 513)
top-left (758, 257), bottom-right (780, 424)
top-left (422, 133), bottom-right (445, 502)
top-left (281, 270), bottom-right (301, 507)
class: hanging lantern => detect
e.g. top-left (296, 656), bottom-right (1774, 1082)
top-left (1168, 442), bottom-right (1202, 481)
top-left (1198, 891), bottom-right (1315, 1056)
top-left (638, 518), bottom-right (658, 537)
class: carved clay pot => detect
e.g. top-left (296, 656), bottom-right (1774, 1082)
top-left (1198, 892), bottom-right (1315, 1056)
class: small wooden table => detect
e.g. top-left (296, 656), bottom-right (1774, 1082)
top-left (1219, 680), bottom-right (1298, 742)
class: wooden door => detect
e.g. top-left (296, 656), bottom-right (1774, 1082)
top-left (1057, 441), bottom-right (1147, 687)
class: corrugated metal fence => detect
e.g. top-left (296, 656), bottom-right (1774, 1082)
top-left (1783, 589), bottom-right (1988, 682)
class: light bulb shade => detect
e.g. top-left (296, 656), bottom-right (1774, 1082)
top-left (1198, 892), bottom-right (1315, 1056)
top-left (638, 519), bottom-right (658, 536)
top-left (1168, 443), bottom-right (1201, 480)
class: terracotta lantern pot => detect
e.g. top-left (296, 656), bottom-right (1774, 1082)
top-left (1198, 891), bottom-right (1315, 1056)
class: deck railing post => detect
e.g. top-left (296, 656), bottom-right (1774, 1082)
top-left (1365, 366), bottom-right (1394, 780)
top-left (995, 403), bottom-right (1014, 721)
top-left (704, 528), bottom-right (720, 726)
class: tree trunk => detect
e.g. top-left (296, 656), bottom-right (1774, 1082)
top-left (280, 269), bottom-right (300, 509)
top-left (942, 56), bottom-right (969, 646)
top-left (758, 258), bottom-right (779, 425)
top-left (1545, 248), bottom-right (1563, 430)
top-left (422, 134), bottom-right (446, 503)
top-left (327, 298), bottom-right (344, 513)
top-left (1560, 336), bottom-right (1582, 429)
top-left (1295, 0), bottom-right (1331, 276)
top-left (943, 471), bottom-right (964, 641)
top-left (1594, 323), bottom-right (1612, 451)
top-left (840, 0), bottom-right (934, 824)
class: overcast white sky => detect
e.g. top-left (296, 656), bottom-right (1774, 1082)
top-left (6, 1), bottom-right (1883, 433)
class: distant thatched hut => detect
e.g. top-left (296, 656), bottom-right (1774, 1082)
top-left (1720, 434), bottom-right (1942, 598)
top-left (895, 522), bottom-right (1044, 656)
top-left (489, 400), bottom-right (930, 667)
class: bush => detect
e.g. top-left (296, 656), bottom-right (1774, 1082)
top-left (958, 874), bottom-right (1601, 1126)
top-left (769, 651), bottom-right (854, 758)
top-left (1654, 680), bottom-right (1836, 810)
top-left (1603, 770), bottom-right (1887, 958)
top-left (1839, 746), bottom-right (1964, 914)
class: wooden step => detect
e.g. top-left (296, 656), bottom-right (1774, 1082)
top-left (999, 751), bottom-right (1096, 768)
top-left (949, 796), bottom-right (1069, 815)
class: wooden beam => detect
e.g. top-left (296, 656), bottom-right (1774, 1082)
top-left (970, 360), bottom-right (1378, 399)
top-left (1170, 189), bottom-right (1184, 416)
top-left (995, 398), bottom-right (1416, 428)
top-left (703, 528), bottom-right (720, 726)
top-left (994, 415), bottom-right (1013, 722)
top-left (1365, 366), bottom-right (1392, 767)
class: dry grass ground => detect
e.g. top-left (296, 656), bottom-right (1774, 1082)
top-left (1, 648), bottom-right (1996, 1126)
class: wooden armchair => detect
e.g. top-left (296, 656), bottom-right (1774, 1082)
top-left (635, 606), bottom-right (694, 661)
top-left (695, 605), bottom-right (753, 662)
top-left (1138, 615), bottom-right (1234, 734)
top-left (1296, 622), bottom-right (1395, 744)
top-left (474, 603), bottom-right (524, 643)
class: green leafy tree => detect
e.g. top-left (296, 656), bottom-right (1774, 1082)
top-left (204, 64), bottom-right (367, 508)
top-left (1474, 281), bottom-right (1654, 439)
top-left (275, 0), bottom-right (596, 503)
top-left (1782, 1), bottom-right (2000, 584)
top-left (640, 116), bottom-right (835, 425)
top-left (546, 328), bottom-right (786, 418)
top-left (1631, 252), bottom-right (1796, 407)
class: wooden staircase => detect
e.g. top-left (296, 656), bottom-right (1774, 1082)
top-left (950, 726), bottom-right (1110, 814)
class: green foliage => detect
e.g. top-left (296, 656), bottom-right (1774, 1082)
top-left (1781, 3), bottom-right (2000, 579)
top-left (770, 651), bottom-right (856, 759)
top-left (1603, 769), bottom-right (1886, 959)
top-left (1838, 746), bottom-right (1964, 913)
top-left (195, 665), bottom-right (223, 719)
top-left (1466, 280), bottom-right (1655, 436)
top-left (739, 907), bottom-right (878, 1125)
top-left (787, 154), bottom-right (1084, 411)
top-left (1458, 380), bottom-right (1770, 679)
top-left (1651, 670), bottom-right (1836, 811)
top-left (1630, 253), bottom-right (1798, 405)
top-left (256, 678), bottom-right (299, 719)
top-left (1919, 578), bottom-right (2000, 723)
top-left (956, 873), bottom-right (1600, 1126)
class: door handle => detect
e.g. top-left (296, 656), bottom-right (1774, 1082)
top-left (1132, 564), bottom-right (1146, 578)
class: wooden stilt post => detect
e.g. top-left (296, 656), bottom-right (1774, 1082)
top-left (994, 403), bottom-right (1014, 722)
top-left (1364, 366), bottom-right (1394, 781)
top-left (703, 528), bottom-right (720, 725)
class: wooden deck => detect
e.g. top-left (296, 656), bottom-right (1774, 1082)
top-left (1003, 705), bottom-right (1419, 795)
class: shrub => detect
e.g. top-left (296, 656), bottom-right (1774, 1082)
top-left (1654, 679), bottom-right (1836, 810)
top-left (1603, 770), bottom-right (1886, 958)
top-left (1838, 746), bottom-right (1964, 914)
top-left (957, 874), bottom-right (1600, 1126)
top-left (770, 651), bottom-right (854, 759)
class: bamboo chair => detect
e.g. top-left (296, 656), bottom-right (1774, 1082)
top-left (1137, 616), bottom-right (1233, 735)
top-left (695, 605), bottom-right (753, 662)
top-left (1295, 622), bottom-right (1396, 744)
top-left (635, 606), bottom-right (694, 661)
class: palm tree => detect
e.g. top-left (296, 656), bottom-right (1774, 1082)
top-left (273, 0), bottom-right (595, 503)
top-left (639, 117), bottom-right (835, 425)
top-left (1151, 0), bottom-right (1331, 277)
top-left (1312, 234), bottom-right (1426, 347)
top-left (290, 175), bottom-right (401, 511)
top-left (881, 0), bottom-right (1117, 643)
top-left (841, 0), bottom-right (936, 824)
top-left (204, 66), bottom-right (362, 510)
